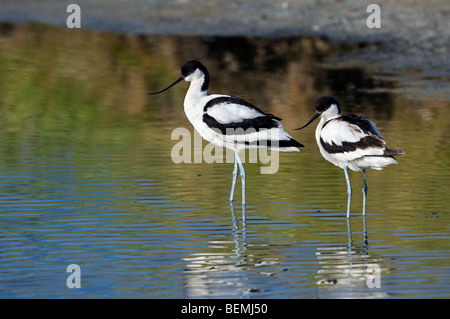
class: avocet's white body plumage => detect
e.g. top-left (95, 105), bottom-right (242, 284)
top-left (183, 68), bottom-right (299, 152)
top-left (298, 96), bottom-right (404, 218)
top-left (315, 103), bottom-right (398, 172)
top-left (150, 60), bottom-right (303, 208)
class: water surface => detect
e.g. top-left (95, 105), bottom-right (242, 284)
top-left (0, 22), bottom-right (449, 298)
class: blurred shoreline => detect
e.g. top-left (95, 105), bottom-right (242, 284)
top-left (0, 0), bottom-right (449, 99)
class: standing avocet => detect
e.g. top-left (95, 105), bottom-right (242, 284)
top-left (296, 96), bottom-right (404, 218)
top-left (150, 60), bottom-right (303, 207)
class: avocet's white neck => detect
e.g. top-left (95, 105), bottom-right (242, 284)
top-left (184, 72), bottom-right (208, 112)
top-left (315, 117), bottom-right (326, 141)
top-left (315, 104), bottom-right (341, 143)
top-left (320, 103), bottom-right (341, 122)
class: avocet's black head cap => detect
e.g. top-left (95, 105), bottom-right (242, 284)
top-left (181, 60), bottom-right (207, 77)
top-left (181, 60), bottom-right (210, 91)
top-left (295, 96), bottom-right (341, 130)
top-left (148, 60), bottom-right (210, 95)
top-left (315, 96), bottom-right (340, 113)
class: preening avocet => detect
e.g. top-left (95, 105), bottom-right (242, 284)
top-left (296, 96), bottom-right (404, 218)
top-left (150, 60), bottom-right (303, 206)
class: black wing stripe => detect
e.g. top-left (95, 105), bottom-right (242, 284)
top-left (244, 138), bottom-right (304, 148)
top-left (203, 96), bottom-right (281, 120)
top-left (203, 113), bottom-right (280, 134)
top-left (320, 135), bottom-right (384, 154)
top-left (338, 114), bottom-right (380, 136)
top-left (384, 148), bottom-right (405, 156)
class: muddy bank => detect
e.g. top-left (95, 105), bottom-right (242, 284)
top-left (1, 1), bottom-right (448, 45)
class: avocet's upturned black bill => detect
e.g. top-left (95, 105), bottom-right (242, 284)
top-left (295, 112), bottom-right (320, 130)
top-left (149, 76), bottom-right (184, 94)
top-left (149, 60), bottom-right (304, 209)
top-left (298, 96), bottom-right (405, 218)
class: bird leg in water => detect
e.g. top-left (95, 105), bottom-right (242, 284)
top-left (235, 151), bottom-right (246, 207)
top-left (344, 167), bottom-right (352, 218)
top-left (229, 152), bottom-right (239, 202)
top-left (362, 169), bottom-right (368, 216)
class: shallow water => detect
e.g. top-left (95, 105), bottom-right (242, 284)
top-left (0, 22), bottom-right (449, 298)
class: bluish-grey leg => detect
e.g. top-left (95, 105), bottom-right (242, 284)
top-left (344, 167), bottom-right (352, 219)
top-left (346, 217), bottom-right (352, 248)
top-left (362, 208), bottom-right (368, 250)
top-left (235, 151), bottom-right (246, 207)
top-left (362, 169), bottom-right (367, 216)
top-left (229, 151), bottom-right (239, 202)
